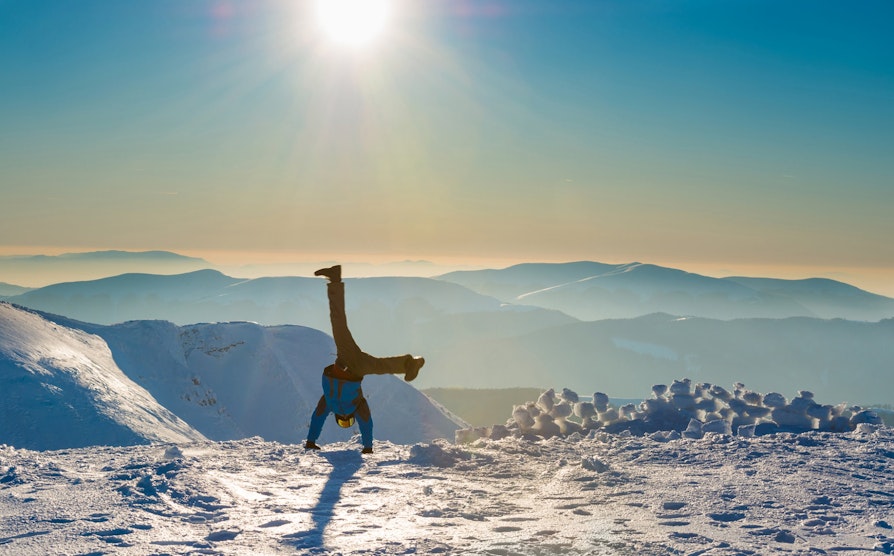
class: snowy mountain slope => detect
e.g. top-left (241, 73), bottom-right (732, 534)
top-left (437, 261), bottom-right (894, 321)
top-left (425, 313), bottom-right (894, 403)
top-left (1, 429), bottom-right (892, 555)
top-left (0, 303), bottom-right (205, 450)
top-left (30, 310), bottom-right (464, 447)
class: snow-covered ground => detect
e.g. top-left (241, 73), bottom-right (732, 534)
top-left (2, 428), bottom-right (893, 555)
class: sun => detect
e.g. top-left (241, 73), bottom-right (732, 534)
top-left (315, 0), bottom-right (392, 47)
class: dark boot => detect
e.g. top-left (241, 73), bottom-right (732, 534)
top-left (314, 265), bottom-right (341, 282)
top-left (305, 440), bottom-right (321, 450)
top-left (404, 355), bottom-right (425, 382)
top-left (361, 446), bottom-right (373, 454)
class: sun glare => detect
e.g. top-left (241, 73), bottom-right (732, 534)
top-left (315, 0), bottom-right (392, 47)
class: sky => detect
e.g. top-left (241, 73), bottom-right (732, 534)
top-left (1, 1), bottom-right (893, 294)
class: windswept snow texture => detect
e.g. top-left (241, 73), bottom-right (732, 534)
top-left (456, 381), bottom-right (883, 445)
top-left (0, 303), bottom-right (204, 450)
top-left (0, 303), bottom-right (463, 450)
top-left (2, 430), bottom-right (893, 555)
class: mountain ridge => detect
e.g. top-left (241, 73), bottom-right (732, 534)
top-left (0, 250), bottom-right (212, 288)
top-left (4, 262), bottom-right (893, 407)
top-left (438, 261), bottom-right (894, 321)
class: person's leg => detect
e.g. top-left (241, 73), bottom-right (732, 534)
top-left (306, 395), bottom-right (330, 447)
top-left (324, 278), bottom-right (425, 379)
top-left (355, 397), bottom-right (373, 452)
top-left (326, 280), bottom-right (363, 368)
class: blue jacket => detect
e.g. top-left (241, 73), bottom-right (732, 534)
top-left (321, 365), bottom-right (364, 415)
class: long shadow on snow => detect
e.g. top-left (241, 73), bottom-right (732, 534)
top-left (284, 449), bottom-right (364, 551)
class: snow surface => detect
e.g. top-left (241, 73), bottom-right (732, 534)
top-left (1, 429), bottom-right (893, 555)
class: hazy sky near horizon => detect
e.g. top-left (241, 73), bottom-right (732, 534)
top-left (2, 1), bottom-right (892, 283)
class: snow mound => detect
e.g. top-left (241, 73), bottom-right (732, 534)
top-left (455, 378), bottom-right (884, 443)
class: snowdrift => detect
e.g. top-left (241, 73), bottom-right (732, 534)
top-left (455, 379), bottom-right (884, 444)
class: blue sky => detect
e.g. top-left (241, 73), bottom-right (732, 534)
top-left (1, 1), bottom-right (892, 292)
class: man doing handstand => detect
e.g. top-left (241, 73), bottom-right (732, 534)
top-left (305, 265), bottom-right (425, 454)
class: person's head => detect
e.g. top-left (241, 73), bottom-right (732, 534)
top-left (335, 413), bottom-right (355, 428)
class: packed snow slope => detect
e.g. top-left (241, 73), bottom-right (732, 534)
top-left (0, 303), bottom-right (204, 450)
top-left (0, 303), bottom-right (464, 450)
top-left (1, 428), bottom-right (893, 555)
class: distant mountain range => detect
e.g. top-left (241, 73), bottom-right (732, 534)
top-left (3, 260), bottom-right (893, 406)
top-left (0, 302), bottom-right (464, 450)
top-left (0, 250), bottom-right (478, 288)
top-left (4, 253), bottom-right (891, 321)
top-left (0, 250), bottom-right (209, 287)
top-left (0, 282), bottom-right (31, 296)
top-left (437, 262), bottom-right (894, 321)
